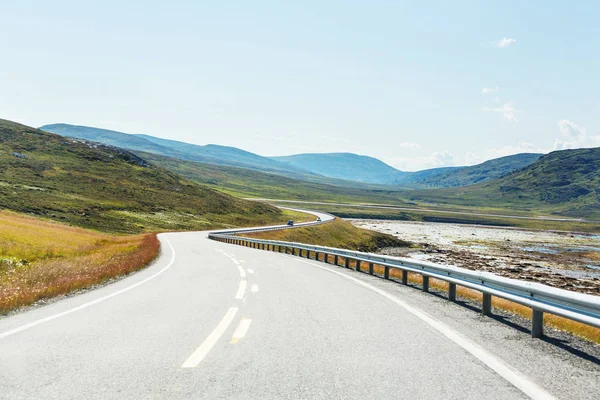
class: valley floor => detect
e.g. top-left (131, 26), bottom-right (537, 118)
top-left (352, 219), bottom-right (600, 296)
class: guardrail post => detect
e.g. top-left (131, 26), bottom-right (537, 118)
top-left (482, 293), bottom-right (492, 316)
top-left (384, 266), bottom-right (389, 279)
top-left (368, 263), bottom-right (374, 275)
top-left (422, 276), bottom-right (429, 292)
top-left (355, 261), bottom-right (361, 272)
top-left (532, 310), bottom-right (544, 338)
top-left (401, 270), bottom-right (408, 285)
top-left (334, 255), bottom-right (338, 265)
top-left (344, 257), bottom-right (350, 268)
top-left (448, 283), bottom-right (456, 301)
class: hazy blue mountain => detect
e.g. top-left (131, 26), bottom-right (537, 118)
top-left (272, 152), bottom-right (542, 187)
top-left (409, 148), bottom-right (600, 218)
top-left (272, 153), bottom-right (406, 184)
top-left (40, 124), bottom-right (543, 188)
top-left (40, 124), bottom-right (310, 175)
top-left (395, 153), bottom-right (543, 188)
top-left (39, 123), bottom-right (175, 155)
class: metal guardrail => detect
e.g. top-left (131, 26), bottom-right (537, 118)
top-left (208, 214), bottom-right (600, 339)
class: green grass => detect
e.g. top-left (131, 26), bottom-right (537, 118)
top-left (241, 218), bottom-right (410, 252)
top-left (0, 119), bottom-right (285, 234)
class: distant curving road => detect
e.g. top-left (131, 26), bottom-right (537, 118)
top-left (0, 210), bottom-right (598, 399)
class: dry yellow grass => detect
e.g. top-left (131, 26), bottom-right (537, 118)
top-left (0, 211), bottom-right (159, 314)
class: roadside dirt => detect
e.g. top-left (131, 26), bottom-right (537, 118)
top-left (351, 219), bottom-right (600, 295)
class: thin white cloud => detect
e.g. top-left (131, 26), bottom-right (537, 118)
top-left (464, 142), bottom-right (547, 165)
top-left (482, 101), bottom-right (518, 122)
top-left (481, 87), bottom-right (499, 95)
top-left (427, 151), bottom-right (456, 167)
top-left (388, 151), bottom-right (456, 171)
top-left (496, 38), bottom-right (516, 48)
top-left (553, 119), bottom-right (599, 150)
top-left (397, 142), bottom-right (421, 149)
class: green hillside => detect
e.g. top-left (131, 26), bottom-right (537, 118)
top-left (1, 119), bottom-right (282, 233)
top-left (396, 153), bottom-right (542, 188)
top-left (409, 148), bottom-right (600, 218)
top-left (272, 152), bottom-right (406, 184)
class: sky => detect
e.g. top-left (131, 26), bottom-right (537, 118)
top-left (1, 1), bottom-right (599, 171)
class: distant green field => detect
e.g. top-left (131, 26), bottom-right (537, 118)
top-left (270, 202), bottom-right (600, 233)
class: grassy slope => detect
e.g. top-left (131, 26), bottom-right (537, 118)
top-left (0, 211), bottom-right (159, 313)
top-left (242, 218), bottom-right (410, 252)
top-left (0, 119), bottom-right (282, 233)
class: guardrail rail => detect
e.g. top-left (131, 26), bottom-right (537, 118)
top-left (209, 213), bottom-right (600, 339)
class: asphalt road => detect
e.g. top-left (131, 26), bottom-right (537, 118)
top-left (1, 216), bottom-right (598, 399)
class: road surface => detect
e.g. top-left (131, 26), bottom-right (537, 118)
top-left (1, 221), bottom-right (598, 398)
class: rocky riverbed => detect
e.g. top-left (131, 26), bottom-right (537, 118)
top-left (351, 219), bottom-right (600, 295)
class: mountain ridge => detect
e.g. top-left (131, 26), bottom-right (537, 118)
top-left (40, 123), bottom-right (543, 188)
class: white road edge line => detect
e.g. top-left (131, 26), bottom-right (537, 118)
top-left (0, 237), bottom-right (178, 341)
top-left (231, 318), bottom-right (252, 344)
top-left (237, 265), bottom-right (246, 278)
top-left (181, 307), bottom-right (239, 368)
top-left (250, 284), bottom-right (259, 293)
top-left (294, 258), bottom-right (557, 400)
top-left (235, 280), bottom-right (247, 300)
